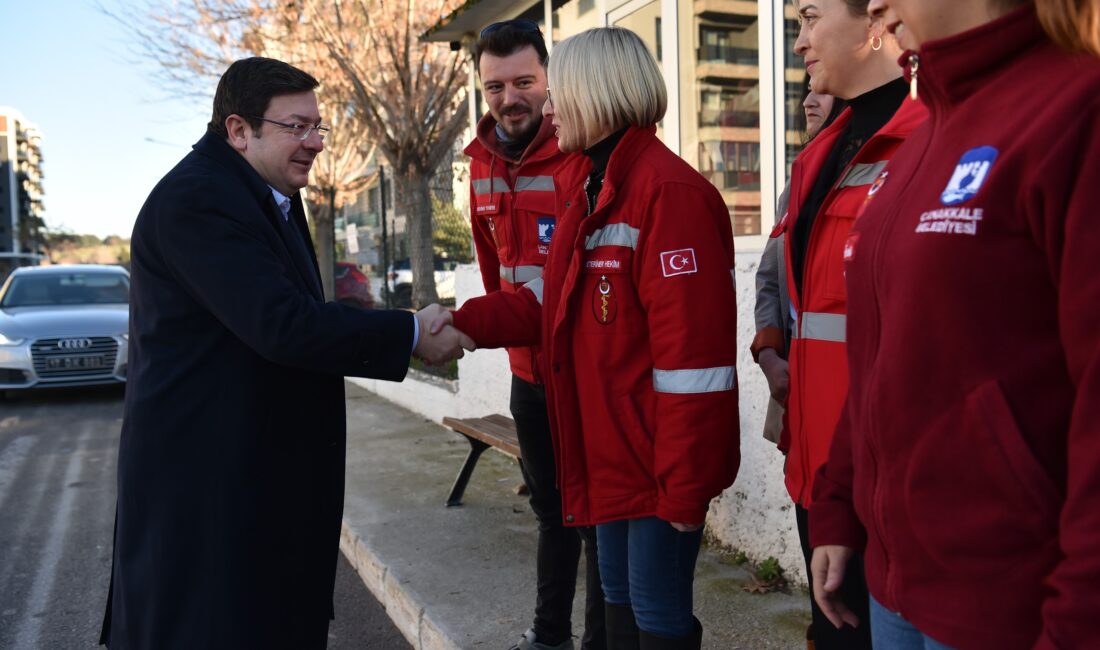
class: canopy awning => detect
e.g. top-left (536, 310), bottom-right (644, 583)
top-left (421, 0), bottom-right (526, 45)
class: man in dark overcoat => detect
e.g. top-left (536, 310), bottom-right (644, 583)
top-left (100, 57), bottom-right (467, 649)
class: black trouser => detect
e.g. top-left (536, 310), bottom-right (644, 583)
top-left (796, 504), bottom-right (872, 649)
top-left (511, 375), bottom-right (606, 649)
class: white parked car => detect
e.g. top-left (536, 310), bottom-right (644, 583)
top-left (0, 265), bottom-right (130, 393)
top-left (386, 257), bottom-right (457, 306)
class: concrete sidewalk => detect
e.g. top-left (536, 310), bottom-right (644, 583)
top-left (339, 381), bottom-right (809, 650)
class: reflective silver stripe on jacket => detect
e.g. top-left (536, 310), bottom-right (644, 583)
top-left (472, 177), bottom-right (510, 195)
top-left (837, 161), bottom-right (888, 189)
top-left (500, 265), bottom-right (543, 284)
top-left (524, 278), bottom-right (544, 305)
top-left (585, 223), bottom-right (640, 250)
top-left (515, 175), bottom-right (555, 192)
top-left (796, 311), bottom-right (846, 343)
top-left (652, 366), bottom-right (736, 394)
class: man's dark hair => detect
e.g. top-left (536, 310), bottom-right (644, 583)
top-left (208, 57), bottom-right (320, 139)
top-left (474, 24), bottom-right (549, 70)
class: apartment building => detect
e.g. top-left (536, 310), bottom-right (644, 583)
top-left (0, 107), bottom-right (46, 271)
top-left (426, 0), bottom-right (807, 248)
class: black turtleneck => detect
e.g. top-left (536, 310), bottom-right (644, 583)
top-left (583, 127), bottom-right (629, 215)
top-left (495, 123), bottom-right (536, 163)
top-left (791, 77), bottom-right (908, 298)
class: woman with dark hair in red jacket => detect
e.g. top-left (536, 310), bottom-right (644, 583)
top-left (809, 0), bottom-right (1100, 648)
top-left (753, 1), bottom-right (928, 647)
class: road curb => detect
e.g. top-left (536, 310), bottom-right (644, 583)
top-left (340, 519), bottom-right (462, 650)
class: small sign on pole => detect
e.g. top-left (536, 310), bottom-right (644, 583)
top-left (345, 224), bottom-right (359, 254)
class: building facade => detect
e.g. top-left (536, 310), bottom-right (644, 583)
top-left (0, 107), bottom-right (46, 273)
top-left (426, 0), bottom-right (805, 249)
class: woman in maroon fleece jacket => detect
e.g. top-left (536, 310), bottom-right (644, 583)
top-left (807, 0), bottom-right (1100, 648)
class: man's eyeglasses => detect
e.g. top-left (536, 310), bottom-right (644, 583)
top-left (253, 117), bottom-right (331, 141)
top-left (480, 19), bottom-right (542, 39)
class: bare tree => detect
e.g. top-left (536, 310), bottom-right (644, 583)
top-left (257, 22), bottom-right (383, 298)
top-left (103, 0), bottom-right (469, 306)
top-left (306, 59), bottom-right (377, 299)
top-left (308, 0), bottom-right (469, 307)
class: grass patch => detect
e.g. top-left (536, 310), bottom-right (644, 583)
top-left (409, 357), bottom-right (458, 380)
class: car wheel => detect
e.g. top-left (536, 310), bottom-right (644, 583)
top-left (393, 285), bottom-right (413, 308)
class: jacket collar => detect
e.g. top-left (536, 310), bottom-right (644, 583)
top-left (192, 131), bottom-right (285, 209)
top-left (909, 5), bottom-right (1043, 116)
top-left (797, 89), bottom-right (927, 172)
top-left (192, 131), bottom-right (323, 298)
top-left (464, 112), bottom-right (560, 166)
top-left (557, 124), bottom-right (659, 213)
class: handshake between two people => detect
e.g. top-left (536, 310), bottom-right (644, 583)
top-left (413, 304), bottom-right (476, 365)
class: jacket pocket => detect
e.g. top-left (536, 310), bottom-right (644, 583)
top-left (819, 210), bottom-right (856, 302)
top-left (903, 380), bottom-right (1060, 567)
top-left (514, 192), bottom-right (557, 257)
top-left (584, 391), bottom-right (655, 497)
top-left (477, 212), bottom-right (511, 260)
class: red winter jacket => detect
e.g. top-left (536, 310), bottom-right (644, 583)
top-left (454, 126), bottom-right (740, 526)
top-left (770, 98), bottom-right (926, 507)
top-left (810, 7), bottom-right (1100, 649)
top-left (464, 115), bottom-right (566, 383)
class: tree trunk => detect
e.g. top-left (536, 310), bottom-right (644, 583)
top-left (314, 191), bottom-right (336, 301)
top-left (395, 167), bottom-right (439, 309)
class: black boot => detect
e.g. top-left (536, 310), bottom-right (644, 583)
top-left (604, 603), bottom-right (640, 650)
top-left (638, 617), bottom-right (702, 650)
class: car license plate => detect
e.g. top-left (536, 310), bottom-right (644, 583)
top-left (47, 355), bottom-right (106, 370)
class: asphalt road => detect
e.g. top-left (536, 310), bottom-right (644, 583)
top-left (0, 385), bottom-right (410, 650)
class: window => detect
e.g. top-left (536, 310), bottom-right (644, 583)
top-left (679, 3), bottom-right (762, 235)
top-left (699, 141), bottom-right (761, 192)
top-left (2, 272), bottom-right (130, 307)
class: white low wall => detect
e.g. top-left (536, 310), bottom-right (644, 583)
top-left (349, 254), bottom-right (805, 585)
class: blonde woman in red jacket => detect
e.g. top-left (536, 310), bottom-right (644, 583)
top-left (809, 1), bottom-right (1100, 648)
top-left (437, 27), bottom-right (739, 650)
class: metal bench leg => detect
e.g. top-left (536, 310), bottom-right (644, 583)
top-left (446, 435), bottom-right (491, 507)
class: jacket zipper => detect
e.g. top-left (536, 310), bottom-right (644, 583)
top-left (795, 151), bottom-right (863, 505)
top-left (862, 132), bottom-right (934, 612)
top-left (487, 217), bottom-right (499, 248)
top-left (487, 157), bottom-right (501, 249)
top-left (505, 171), bottom-right (539, 378)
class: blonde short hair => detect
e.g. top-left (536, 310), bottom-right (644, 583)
top-left (548, 27), bottom-right (667, 149)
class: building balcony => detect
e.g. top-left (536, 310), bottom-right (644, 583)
top-left (694, 0), bottom-right (758, 24)
top-left (696, 125), bottom-right (760, 143)
top-left (716, 189), bottom-right (763, 236)
top-left (696, 61), bottom-right (759, 83)
top-left (698, 108), bottom-right (758, 129)
top-left (697, 44), bottom-right (758, 66)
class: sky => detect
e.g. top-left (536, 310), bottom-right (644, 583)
top-left (1, 0), bottom-right (212, 238)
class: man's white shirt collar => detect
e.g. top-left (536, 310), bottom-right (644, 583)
top-left (269, 186), bottom-right (291, 221)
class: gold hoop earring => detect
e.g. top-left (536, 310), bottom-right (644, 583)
top-left (871, 35), bottom-right (883, 51)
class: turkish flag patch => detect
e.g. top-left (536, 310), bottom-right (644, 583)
top-left (660, 248), bottom-right (698, 277)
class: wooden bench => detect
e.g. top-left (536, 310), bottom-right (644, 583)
top-left (441, 414), bottom-right (521, 507)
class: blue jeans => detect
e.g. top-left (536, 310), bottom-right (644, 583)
top-left (595, 517), bottom-right (704, 638)
top-left (870, 596), bottom-right (956, 650)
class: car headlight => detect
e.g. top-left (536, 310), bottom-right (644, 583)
top-left (0, 332), bottom-right (24, 346)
